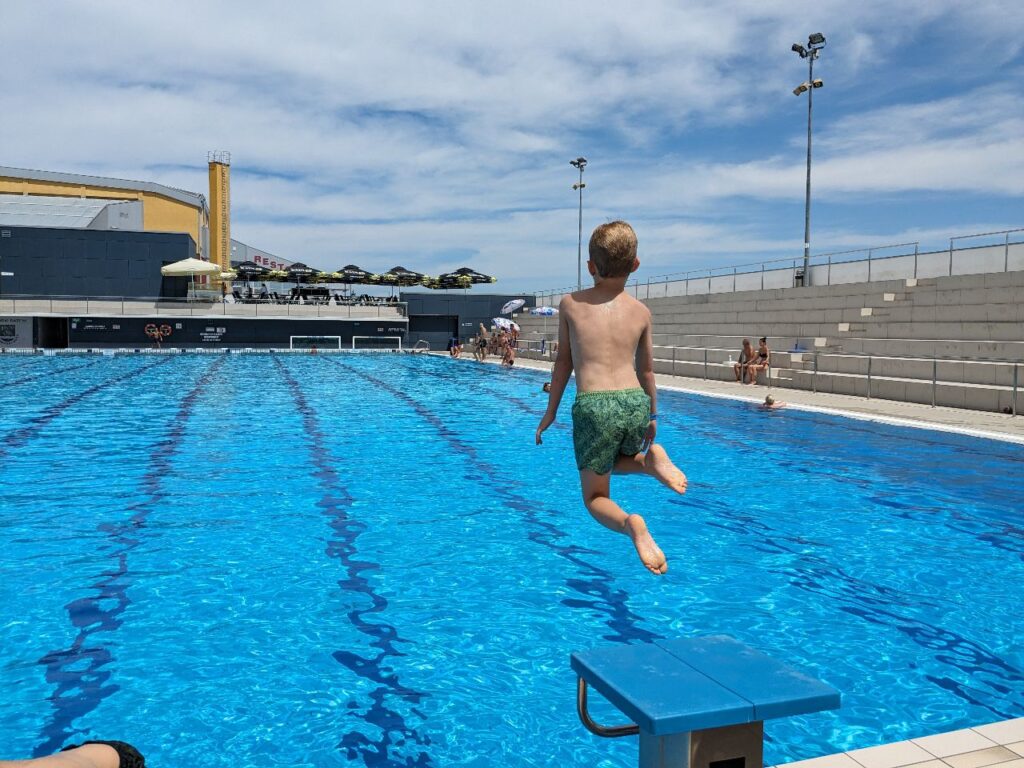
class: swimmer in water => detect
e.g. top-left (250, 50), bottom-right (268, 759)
top-left (761, 394), bottom-right (786, 409)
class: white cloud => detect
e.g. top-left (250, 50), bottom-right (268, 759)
top-left (1, 0), bottom-right (1021, 290)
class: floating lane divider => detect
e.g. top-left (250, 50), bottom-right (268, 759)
top-left (0, 357), bottom-right (174, 462)
top-left (32, 356), bottom-right (226, 756)
top-left (331, 356), bottom-right (662, 645)
top-left (272, 357), bottom-right (435, 767)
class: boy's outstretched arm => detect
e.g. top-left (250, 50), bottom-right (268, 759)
top-left (635, 310), bottom-right (657, 449)
top-left (536, 300), bottom-right (573, 444)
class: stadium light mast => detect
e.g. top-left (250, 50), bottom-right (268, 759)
top-left (792, 32), bottom-right (826, 287)
top-left (570, 156), bottom-right (587, 291)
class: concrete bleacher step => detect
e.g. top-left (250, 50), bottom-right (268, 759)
top-left (784, 369), bottom-right (1013, 412)
top-left (838, 337), bottom-right (1024, 361)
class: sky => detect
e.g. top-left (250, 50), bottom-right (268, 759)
top-left (3, 1), bottom-right (1022, 292)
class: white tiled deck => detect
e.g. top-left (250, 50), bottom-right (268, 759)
top-left (778, 719), bottom-right (1024, 768)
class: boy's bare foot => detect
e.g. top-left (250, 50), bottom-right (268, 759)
top-left (645, 444), bottom-right (688, 494)
top-left (625, 514), bottom-right (667, 575)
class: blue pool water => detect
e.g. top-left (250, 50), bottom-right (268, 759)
top-left (1, 353), bottom-right (1022, 767)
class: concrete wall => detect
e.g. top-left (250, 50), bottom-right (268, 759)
top-left (0, 226), bottom-right (197, 298)
top-left (401, 291), bottom-right (536, 350)
top-left (0, 174), bottom-right (207, 257)
top-left (86, 200), bottom-right (144, 231)
top-left (65, 315), bottom-right (408, 348)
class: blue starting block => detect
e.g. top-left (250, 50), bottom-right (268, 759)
top-left (571, 635), bottom-right (841, 768)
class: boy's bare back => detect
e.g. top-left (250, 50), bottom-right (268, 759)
top-left (535, 220), bottom-right (686, 576)
top-left (560, 288), bottom-right (652, 393)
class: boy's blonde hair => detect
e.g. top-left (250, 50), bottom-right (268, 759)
top-left (588, 220), bottom-right (637, 277)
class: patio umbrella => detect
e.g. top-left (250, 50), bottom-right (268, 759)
top-left (233, 260), bottom-right (267, 285)
top-left (161, 257), bottom-right (220, 297)
top-left (381, 265), bottom-right (427, 286)
top-left (492, 317), bottom-right (520, 332)
top-left (454, 267), bottom-right (497, 284)
top-left (425, 273), bottom-right (473, 290)
top-left (286, 262), bottom-right (318, 285)
top-left (500, 298), bottom-right (526, 315)
top-left (336, 264), bottom-right (376, 284)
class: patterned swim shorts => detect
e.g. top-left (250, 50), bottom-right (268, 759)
top-left (571, 388), bottom-right (652, 475)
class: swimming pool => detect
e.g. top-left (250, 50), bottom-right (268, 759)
top-left (1, 353), bottom-right (1021, 767)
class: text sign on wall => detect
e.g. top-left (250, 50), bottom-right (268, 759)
top-left (0, 317), bottom-right (33, 348)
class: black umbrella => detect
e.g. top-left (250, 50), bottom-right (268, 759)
top-left (286, 262), bottom-right (318, 285)
top-left (232, 260), bottom-right (267, 285)
top-left (335, 264), bottom-right (376, 284)
top-left (429, 273), bottom-right (474, 290)
top-left (381, 265), bottom-right (427, 287)
top-left (453, 266), bottom-right (496, 284)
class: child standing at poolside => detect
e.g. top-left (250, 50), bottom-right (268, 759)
top-left (535, 221), bottom-right (687, 575)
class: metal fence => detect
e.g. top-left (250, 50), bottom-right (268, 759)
top-left (0, 294), bottom-right (407, 319)
top-left (519, 342), bottom-right (1020, 415)
top-left (534, 227), bottom-right (1024, 306)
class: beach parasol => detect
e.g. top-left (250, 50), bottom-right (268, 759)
top-left (500, 298), bottom-right (526, 315)
top-left (530, 306), bottom-right (558, 316)
top-left (492, 317), bottom-right (520, 332)
top-left (161, 257), bottom-right (220, 297)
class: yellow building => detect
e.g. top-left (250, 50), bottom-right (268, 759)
top-left (0, 165), bottom-right (209, 258)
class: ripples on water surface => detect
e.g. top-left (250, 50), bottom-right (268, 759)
top-left (0, 354), bottom-right (1021, 767)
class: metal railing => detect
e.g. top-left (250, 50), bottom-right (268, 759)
top-left (534, 227), bottom-right (1024, 305)
top-left (518, 342), bottom-right (1020, 414)
top-left (0, 294), bottom-right (408, 319)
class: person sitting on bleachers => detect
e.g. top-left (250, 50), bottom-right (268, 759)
top-left (733, 338), bottom-right (754, 384)
top-left (747, 337), bottom-right (771, 384)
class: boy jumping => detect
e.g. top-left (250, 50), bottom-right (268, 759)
top-left (535, 221), bottom-right (687, 575)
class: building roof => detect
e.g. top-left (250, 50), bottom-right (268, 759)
top-left (0, 165), bottom-right (207, 210)
top-left (0, 195), bottom-right (113, 228)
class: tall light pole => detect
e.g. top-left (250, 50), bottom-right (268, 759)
top-left (792, 32), bottom-right (826, 287)
top-left (570, 156), bottom-right (587, 290)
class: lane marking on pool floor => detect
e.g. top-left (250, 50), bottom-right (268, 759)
top-left (0, 356), bottom-right (174, 461)
top-left (32, 355), bottom-right (226, 757)
top-left (335, 355), bottom-right (663, 646)
top-left (273, 357), bottom-right (435, 767)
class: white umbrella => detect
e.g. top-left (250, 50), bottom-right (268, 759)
top-left (161, 258), bottom-right (220, 298)
top-left (492, 317), bottom-right (520, 332)
top-left (530, 306), bottom-right (558, 315)
top-left (500, 298), bottom-right (526, 315)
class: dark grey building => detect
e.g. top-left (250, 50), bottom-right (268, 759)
top-left (0, 226), bottom-right (197, 298)
top-left (401, 291), bottom-right (535, 349)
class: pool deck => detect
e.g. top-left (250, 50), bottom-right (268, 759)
top-left (492, 355), bottom-right (1024, 444)
top-left (777, 718), bottom-right (1024, 768)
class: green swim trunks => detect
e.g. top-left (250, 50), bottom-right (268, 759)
top-left (572, 388), bottom-right (652, 475)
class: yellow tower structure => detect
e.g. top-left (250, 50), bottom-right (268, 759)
top-left (208, 151), bottom-right (231, 277)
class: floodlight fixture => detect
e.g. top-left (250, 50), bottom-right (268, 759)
top-left (570, 157), bottom-right (588, 290)
top-left (791, 31), bottom-right (826, 286)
